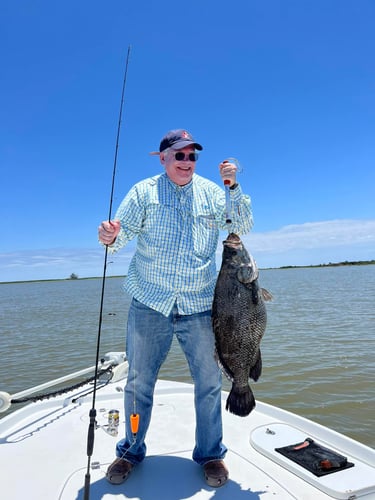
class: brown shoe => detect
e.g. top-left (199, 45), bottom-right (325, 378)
top-left (106, 457), bottom-right (134, 484)
top-left (203, 459), bottom-right (229, 487)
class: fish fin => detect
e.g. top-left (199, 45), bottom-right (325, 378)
top-left (226, 384), bottom-right (256, 417)
top-left (250, 351), bottom-right (262, 381)
top-left (215, 349), bottom-right (234, 382)
top-left (261, 288), bottom-right (273, 301)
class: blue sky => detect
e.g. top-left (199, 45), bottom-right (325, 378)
top-left (1, 0), bottom-right (374, 281)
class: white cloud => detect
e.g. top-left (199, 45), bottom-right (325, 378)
top-left (0, 246), bottom-right (136, 282)
top-left (239, 219), bottom-right (375, 267)
top-left (246, 219), bottom-right (375, 252)
top-left (1, 219), bottom-right (374, 282)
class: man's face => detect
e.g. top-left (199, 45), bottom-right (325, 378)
top-left (161, 145), bottom-right (198, 186)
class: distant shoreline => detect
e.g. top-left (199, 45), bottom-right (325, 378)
top-left (274, 259), bottom-right (375, 270)
top-left (1, 260), bottom-right (374, 285)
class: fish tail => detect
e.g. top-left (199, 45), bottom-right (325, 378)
top-left (226, 384), bottom-right (256, 417)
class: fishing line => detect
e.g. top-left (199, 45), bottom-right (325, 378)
top-left (83, 45), bottom-right (131, 500)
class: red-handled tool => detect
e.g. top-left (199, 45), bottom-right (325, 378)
top-left (224, 179), bottom-right (232, 224)
top-left (222, 157), bottom-right (242, 225)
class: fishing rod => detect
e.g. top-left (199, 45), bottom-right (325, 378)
top-left (83, 45), bottom-right (131, 500)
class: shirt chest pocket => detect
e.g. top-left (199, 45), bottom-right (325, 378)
top-left (193, 214), bottom-right (219, 260)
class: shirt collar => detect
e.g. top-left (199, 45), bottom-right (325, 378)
top-left (165, 173), bottom-right (194, 194)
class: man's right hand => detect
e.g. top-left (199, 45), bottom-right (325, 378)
top-left (98, 220), bottom-right (121, 245)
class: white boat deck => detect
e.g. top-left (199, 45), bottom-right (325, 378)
top-left (1, 378), bottom-right (374, 500)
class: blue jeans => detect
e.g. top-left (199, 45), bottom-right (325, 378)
top-left (115, 298), bottom-right (227, 465)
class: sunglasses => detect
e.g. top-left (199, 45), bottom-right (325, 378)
top-left (174, 152), bottom-right (199, 162)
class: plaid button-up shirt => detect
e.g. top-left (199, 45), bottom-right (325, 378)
top-left (110, 173), bottom-right (253, 316)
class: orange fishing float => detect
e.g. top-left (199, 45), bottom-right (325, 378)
top-left (130, 413), bottom-right (139, 435)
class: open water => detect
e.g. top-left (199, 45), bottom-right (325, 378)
top-left (0, 266), bottom-right (374, 448)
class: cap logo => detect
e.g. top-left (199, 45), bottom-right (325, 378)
top-left (158, 129), bottom-right (202, 152)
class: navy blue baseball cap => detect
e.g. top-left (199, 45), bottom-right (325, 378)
top-left (158, 129), bottom-right (203, 152)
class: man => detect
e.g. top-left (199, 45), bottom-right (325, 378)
top-left (98, 129), bottom-right (253, 487)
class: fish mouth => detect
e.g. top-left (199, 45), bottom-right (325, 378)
top-left (223, 233), bottom-right (241, 248)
